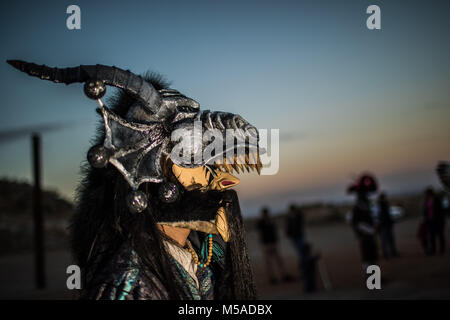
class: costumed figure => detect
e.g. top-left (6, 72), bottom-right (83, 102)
top-left (376, 192), bottom-right (399, 259)
top-left (422, 187), bottom-right (445, 255)
top-left (347, 173), bottom-right (379, 274)
top-left (256, 207), bottom-right (293, 285)
top-left (7, 60), bottom-right (264, 300)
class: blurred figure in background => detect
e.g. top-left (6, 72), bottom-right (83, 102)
top-left (436, 161), bottom-right (450, 193)
top-left (256, 207), bottom-right (294, 284)
top-left (300, 242), bottom-right (320, 293)
top-left (417, 218), bottom-right (429, 255)
top-left (441, 191), bottom-right (450, 218)
top-left (347, 174), bottom-right (379, 277)
top-left (286, 204), bottom-right (306, 268)
top-left (377, 192), bottom-right (399, 259)
top-left (423, 187), bottom-right (446, 255)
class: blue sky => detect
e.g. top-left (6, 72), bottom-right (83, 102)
top-left (0, 0), bottom-right (449, 216)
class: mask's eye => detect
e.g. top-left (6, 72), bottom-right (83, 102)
top-left (177, 105), bottom-right (197, 113)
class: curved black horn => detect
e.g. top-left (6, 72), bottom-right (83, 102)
top-left (6, 60), bottom-right (162, 113)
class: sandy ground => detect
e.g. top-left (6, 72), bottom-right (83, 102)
top-left (250, 215), bottom-right (450, 299)
top-left (0, 215), bottom-right (449, 300)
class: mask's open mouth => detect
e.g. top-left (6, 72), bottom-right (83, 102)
top-left (205, 146), bottom-right (263, 175)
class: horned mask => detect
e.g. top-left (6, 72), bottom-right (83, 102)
top-left (7, 60), bottom-right (263, 241)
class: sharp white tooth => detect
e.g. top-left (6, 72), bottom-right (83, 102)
top-left (227, 153), bottom-right (234, 164)
top-left (249, 152), bottom-right (256, 165)
top-left (234, 154), bottom-right (242, 172)
top-left (223, 158), bottom-right (232, 173)
top-left (221, 158), bottom-right (227, 172)
top-left (238, 154), bottom-right (246, 165)
top-left (256, 163), bottom-right (262, 175)
top-left (256, 153), bottom-right (263, 174)
top-left (232, 164), bottom-right (239, 173)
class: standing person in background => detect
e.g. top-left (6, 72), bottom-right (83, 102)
top-left (300, 243), bottom-right (320, 293)
top-left (256, 207), bottom-right (294, 285)
top-left (347, 174), bottom-right (379, 279)
top-left (377, 193), bottom-right (399, 259)
top-left (417, 219), bottom-right (429, 255)
top-left (286, 204), bottom-right (306, 270)
top-left (423, 187), bottom-right (446, 255)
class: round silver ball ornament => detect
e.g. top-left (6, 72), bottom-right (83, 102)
top-left (158, 181), bottom-right (180, 204)
top-left (84, 80), bottom-right (106, 100)
top-left (126, 190), bottom-right (148, 213)
top-left (87, 145), bottom-right (110, 168)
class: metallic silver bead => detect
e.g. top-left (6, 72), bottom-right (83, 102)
top-left (158, 181), bottom-right (180, 203)
top-left (126, 190), bottom-right (148, 213)
top-left (87, 145), bottom-right (110, 168)
top-left (84, 80), bottom-right (106, 100)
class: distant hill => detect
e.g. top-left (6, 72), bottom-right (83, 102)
top-left (0, 178), bottom-right (73, 219)
top-left (0, 178), bottom-right (74, 255)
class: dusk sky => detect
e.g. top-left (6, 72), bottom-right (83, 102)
top-left (0, 0), bottom-right (449, 217)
